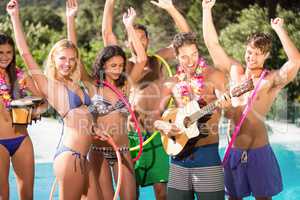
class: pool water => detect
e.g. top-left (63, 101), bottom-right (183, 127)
top-left (8, 144), bottom-right (300, 200)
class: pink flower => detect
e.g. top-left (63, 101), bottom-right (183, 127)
top-left (192, 79), bottom-right (204, 89)
top-left (177, 82), bottom-right (190, 96)
top-left (16, 68), bottom-right (24, 79)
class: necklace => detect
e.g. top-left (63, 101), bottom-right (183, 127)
top-left (175, 57), bottom-right (207, 105)
top-left (0, 72), bottom-right (12, 107)
top-left (0, 68), bottom-right (27, 108)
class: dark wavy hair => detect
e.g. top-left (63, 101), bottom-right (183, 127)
top-left (93, 45), bottom-right (127, 87)
top-left (125, 24), bottom-right (149, 40)
top-left (246, 32), bottom-right (272, 54)
top-left (0, 33), bottom-right (18, 99)
top-left (133, 24), bottom-right (149, 39)
top-left (173, 32), bottom-right (198, 55)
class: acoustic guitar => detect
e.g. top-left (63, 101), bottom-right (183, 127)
top-left (158, 79), bottom-right (254, 156)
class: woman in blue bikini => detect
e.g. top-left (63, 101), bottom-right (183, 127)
top-left (66, 0), bottom-right (147, 199)
top-left (0, 33), bottom-right (46, 199)
top-left (7, 0), bottom-right (100, 199)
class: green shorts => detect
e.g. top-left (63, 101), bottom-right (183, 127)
top-left (128, 131), bottom-right (170, 187)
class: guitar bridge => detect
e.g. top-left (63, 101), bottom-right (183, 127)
top-left (197, 123), bottom-right (209, 135)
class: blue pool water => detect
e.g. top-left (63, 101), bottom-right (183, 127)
top-left (8, 144), bottom-right (300, 200)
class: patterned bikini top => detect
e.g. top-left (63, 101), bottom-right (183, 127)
top-left (88, 94), bottom-right (129, 116)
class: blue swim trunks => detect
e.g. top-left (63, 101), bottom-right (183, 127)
top-left (224, 144), bottom-right (283, 198)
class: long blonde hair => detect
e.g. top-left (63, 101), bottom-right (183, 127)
top-left (44, 39), bottom-right (81, 82)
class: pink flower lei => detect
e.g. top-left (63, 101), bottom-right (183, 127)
top-left (175, 57), bottom-right (207, 104)
top-left (16, 68), bottom-right (27, 97)
top-left (0, 68), bottom-right (27, 108)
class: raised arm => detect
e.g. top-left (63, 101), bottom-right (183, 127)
top-left (152, 0), bottom-right (190, 60)
top-left (123, 8), bottom-right (147, 84)
top-left (7, 0), bottom-right (49, 97)
top-left (66, 0), bottom-right (78, 46)
top-left (271, 18), bottom-right (300, 87)
top-left (66, 0), bottom-right (90, 81)
top-left (151, 0), bottom-right (190, 33)
top-left (202, 0), bottom-right (237, 73)
top-left (102, 0), bottom-right (118, 46)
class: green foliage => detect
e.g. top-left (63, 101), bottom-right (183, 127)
top-left (185, 1), bottom-right (240, 62)
top-left (0, 16), bottom-right (13, 35)
top-left (75, 2), bottom-right (103, 48)
top-left (79, 39), bottom-right (104, 75)
top-left (20, 6), bottom-right (64, 32)
top-left (0, 16), bottom-right (58, 68)
top-left (219, 5), bottom-right (300, 101)
top-left (220, 5), bottom-right (270, 64)
top-left (1, 0), bottom-right (299, 118)
top-left (23, 22), bottom-right (61, 51)
top-left (185, 1), bottom-right (203, 49)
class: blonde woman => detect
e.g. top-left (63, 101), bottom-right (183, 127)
top-left (7, 0), bottom-right (98, 199)
top-left (66, 0), bottom-right (147, 199)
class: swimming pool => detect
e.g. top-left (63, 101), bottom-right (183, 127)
top-left (8, 143), bottom-right (300, 200)
top-left (8, 119), bottom-right (300, 199)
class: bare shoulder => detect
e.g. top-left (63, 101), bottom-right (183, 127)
top-left (265, 69), bottom-right (284, 90)
top-left (206, 65), bottom-right (227, 82)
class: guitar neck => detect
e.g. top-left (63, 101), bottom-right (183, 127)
top-left (182, 79), bottom-right (254, 128)
top-left (188, 101), bottom-right (218, 124)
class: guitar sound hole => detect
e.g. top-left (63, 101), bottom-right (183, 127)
top-left (171, 136), bottom-right (176, 143)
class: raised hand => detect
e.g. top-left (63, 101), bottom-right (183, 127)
top-left (202, 0), bottom-right (216, 9)
top-left (150, 0), bottom-right (173, 10)
top-left (122, 7), bottom-right (136, 28)
top-left (66, 0), bottom-right (78, 18)
top-left (271, 17), bottom-right (284, 31)
top-left (6, 0), bottom-right (19, 17)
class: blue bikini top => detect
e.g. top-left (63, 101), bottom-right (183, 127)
top-left (88, 94), bottom-right (128, 116)
top-left (65, 86), bottom-right (91, 110)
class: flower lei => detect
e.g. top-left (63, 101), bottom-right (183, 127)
top-left (175, 57), bottom-right (207, 105)
top-left (0, 68), bottom-right (27, 108)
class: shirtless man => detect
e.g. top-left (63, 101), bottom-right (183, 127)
top-left (102, 0), bottom-right (190, 199)
top-left (155, 32), bottom-right (231, 200)
top-left (202, 0), bottom-right (300, 199)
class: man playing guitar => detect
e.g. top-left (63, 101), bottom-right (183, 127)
top-left (155, 32), bottom-right (231, 200)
